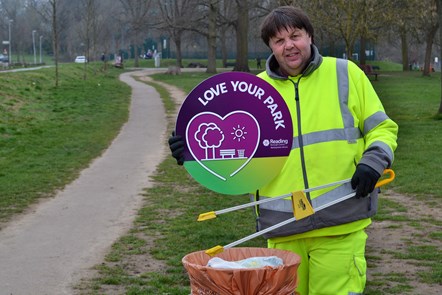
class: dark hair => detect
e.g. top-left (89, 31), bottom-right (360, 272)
top-left (261, 6), bottom-right (314, 46)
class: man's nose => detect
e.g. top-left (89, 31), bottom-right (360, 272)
top-left (284, 39), bottom-right (294, 49)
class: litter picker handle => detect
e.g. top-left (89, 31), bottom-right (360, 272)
top-left (375, 168), bottom-right (395, 188)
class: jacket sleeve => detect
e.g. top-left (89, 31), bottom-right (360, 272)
top-left (350, 64), bottom-right (398, 175)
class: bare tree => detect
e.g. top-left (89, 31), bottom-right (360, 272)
top-left (217, 0), bottom-right (235, 67)
top-left (313, 0), bottom-right (365, 60)
top-left (217, 0), bottom-right (270, 72)
top-left (0, 0), bottom-right (20, 63)
top-left (77, 0), bottom-right (99, 79)
top-left (29, 0), bottom-right (68, 86)
top-left (382, 0), bottom-right (432, 71)
top-left (6, 0), bottom-right (439, 80)
top-left (157, 0), bottom-right (197, 68)
top-left (95, 1), bottom-right (122, 71)
top-left (1, 0), bottom-right (42, 65)
top-left (387, 1), bottom-right (415, 71)
top-left (118, 0), bottom-right (153, 67)
top-left (183, 0), bottom-right (218, 73)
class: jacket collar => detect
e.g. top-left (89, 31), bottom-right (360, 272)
top-left (265, 44), bottom-right (323, 80)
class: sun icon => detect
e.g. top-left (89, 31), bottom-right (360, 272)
top-left (231, 125), bottom-right (247, 142)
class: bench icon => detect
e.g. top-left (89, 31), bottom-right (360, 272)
top-left (219, 149), bottom-right (247, 159)
top-left (219, 149), bottom-right (236, 158)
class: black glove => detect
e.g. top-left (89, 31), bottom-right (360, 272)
top-left (168, 131), bottom-right (185, 165)
top-left (351, 164), bottom-right (381, 198)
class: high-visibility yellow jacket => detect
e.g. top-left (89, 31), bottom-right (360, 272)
top-left (254, 45), bottom-right (398, 241)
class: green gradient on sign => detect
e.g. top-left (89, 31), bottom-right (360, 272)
top-left (184, 157), bottom-right (288, 194)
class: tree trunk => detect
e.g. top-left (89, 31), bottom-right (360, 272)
top-left (133, 33), bottom-right (140, 68)
top-left (206, 0), bottom-right (217, 74)
top-left (400, 26), bottom-right (409, 71)
top-left (344, 38), bottom-right (353, 60)
top-left (134, 47), bottom-right (139, 67)
top-left (174, 34), bottom-right (183, 68)
top-left (233, 0), bottom-right (250, 72)
top-left (422, 24), bottom-right (438, 77)
top-left (51, 0), bottom-right (59, 88)
top-left (220, 29), bottom-right (227, 68)
top-left (437, 0), bottom-right (442, 114)
top-left (328, 40), bottom-right (336, 57)
top-left (359, 35), bottom-right (366, 65)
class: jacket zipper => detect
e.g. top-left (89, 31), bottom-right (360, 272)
top-left (293, 80), bottom-right (311, 202)
top-left (293, 79), bottom-right (318, 230)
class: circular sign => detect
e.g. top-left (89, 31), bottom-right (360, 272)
top-left (175, 72), bottom-right (293, 195)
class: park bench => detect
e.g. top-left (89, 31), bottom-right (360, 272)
top-left (188, 62), bottom-right (206, 68)
top-left (224, 62), bottom-right (236, 67)
top-left (360, 64), bottom-right (379, 81)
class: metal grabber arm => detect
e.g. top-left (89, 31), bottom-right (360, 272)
top-left (201, 169), bottom-right (395, 256)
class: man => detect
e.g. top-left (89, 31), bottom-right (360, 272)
top-left (169, 6), bottom-right (398, 295)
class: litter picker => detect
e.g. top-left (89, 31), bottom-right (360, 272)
top-left (200, 169), bottom-right (395, 256)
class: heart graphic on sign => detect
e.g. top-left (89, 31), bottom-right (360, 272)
top-left (186, 111), bottom-right (260, 181)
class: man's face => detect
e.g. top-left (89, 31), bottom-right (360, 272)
top-left (268, 27), bottom-right (312, 77)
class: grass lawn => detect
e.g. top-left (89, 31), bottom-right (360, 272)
top-left (0, 63), bottom-right (131, 225)
top-left (1, 63), bottom-right (441, 294)
top-left (374, 71), bottom-right (442, 197)
top-left (78, 69), bottom-right (441, 294)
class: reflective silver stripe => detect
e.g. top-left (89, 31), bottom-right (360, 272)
top-left (259, 182), bottom-right (355, 213)
top-left (336, 59), bottom-right (358, 144)
top-left (259, 197), bottom-right (292, 213)
top-left (291, 128), bottom-right (362, 149)
top-left (291, 59), bottom-right (358, 151)
top-left (368, 140), bottom-right (395, 162)
top-left (311, 182), bottom-right (354, 209)
top-left (364, 111), bottom-right (390, 135)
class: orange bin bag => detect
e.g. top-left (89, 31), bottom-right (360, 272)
top-left (182, 247), bottom-right (301, 295)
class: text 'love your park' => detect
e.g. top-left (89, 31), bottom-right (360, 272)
top-left (197, 81), bottom-right (286, 130)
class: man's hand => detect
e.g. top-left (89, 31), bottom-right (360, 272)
top-left (351, 164), bottom-right (381, 198)
top-left (168, 131), bottom-right (185, 165)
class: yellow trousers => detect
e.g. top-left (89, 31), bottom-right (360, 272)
top-left (268, 229), bottom-right (367, 295)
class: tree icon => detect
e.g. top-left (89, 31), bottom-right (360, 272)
top-left (194, 123), bottom-right (224, 160)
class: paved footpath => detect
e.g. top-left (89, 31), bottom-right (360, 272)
top-left (0, 69), bottom-right (167, 295)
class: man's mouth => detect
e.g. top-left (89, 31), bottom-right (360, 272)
top-left (286, 52), bottom-right (299, 60)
